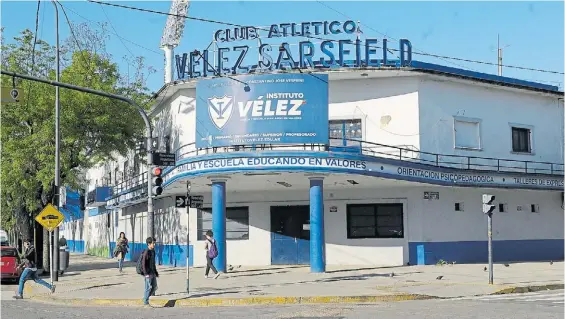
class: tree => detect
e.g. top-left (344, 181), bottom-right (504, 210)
top-left (1, 24), bottom-right (155, 270)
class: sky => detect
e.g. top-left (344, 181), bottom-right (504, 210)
top-left (1, 1), bottom-right (564, 93)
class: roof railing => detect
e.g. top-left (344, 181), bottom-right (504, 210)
top-left (109, 137), bottom-right (564, 199)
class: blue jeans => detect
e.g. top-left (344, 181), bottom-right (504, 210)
top-left (143, 275), bottom-right (157, 305)
top-left (17, 268), bottom-right (52, 296)
top-left (118, 258), bottom-right (124, 272)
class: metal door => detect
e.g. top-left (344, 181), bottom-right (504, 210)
top-left (271, 206), bottom-right (310, 265)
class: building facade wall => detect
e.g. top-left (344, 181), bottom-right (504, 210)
top-left (70, 72), bottom-right (563, 268)
top-left (418, 78), bottom-right (564, 167)
top-left (69, 183), bottom-right (564, 267)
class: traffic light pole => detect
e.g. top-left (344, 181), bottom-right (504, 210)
top-left (186, 182), bottom-right (191, 295)
top-left (0, 70), bottom-right (155, 238)
top-left (487, 212), bottom-right (493, 284)
top-left (52, 0), bottom-right (61, 282)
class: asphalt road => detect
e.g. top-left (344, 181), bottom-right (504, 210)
top-left (1, 283), bottom-right (563, 319)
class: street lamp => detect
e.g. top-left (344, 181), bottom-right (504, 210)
top-left (51, 0), bottom-right (61, 283)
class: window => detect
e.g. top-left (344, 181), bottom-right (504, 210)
top-left (346, 203), bottom-right (403, 239)
top-left (1, 248), bottom-right (18, 257)
top-left (498, 203), bottom-right (508, 213)
top-left (530, 204), bottom-right (539, 213)
top-left (454, 117), bottom-right (481, 150)
top-left (455, 202), bottom-right (464, 211)
top-left (511, 127), bottom-right (531, 153)
top-left (197, 207), bottom-right (249, 240)
top-left (329, 119), bottom-right (362, 147)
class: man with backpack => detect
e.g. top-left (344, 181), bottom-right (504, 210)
top-left (136, 237), bottom-right (159, 306)
top-left (204, 230), bottom-right (221, 279)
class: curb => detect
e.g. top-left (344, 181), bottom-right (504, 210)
top-left (491, 283), bottom-right (564, 295)
top-left (29, 293), bottom-right (437, 308)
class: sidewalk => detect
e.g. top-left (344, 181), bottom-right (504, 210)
top-left (22, 254), bottom-right (563, 307)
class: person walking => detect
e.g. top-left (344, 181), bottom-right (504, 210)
top-left (137, 237), bottom-right (158, 306)
top-left (13, 240), bottom-right (55, 299)
top-left (114, 232), bottom-right (129, 273)
top-left (204, 230), bottom-right (221, 279)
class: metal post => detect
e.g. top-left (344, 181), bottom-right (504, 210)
top-left (487, 212), bottom-right (493, 284)
top-left (186, 182), bottom-right (191, 295)
top-left (147, 145), bottom-right (154, 238)
top-left (49, 230), bottom-right (53, 285)
top-left (0, 70), bottom-right (154, 242)
top-left (33, 226), bottom-right (37, 272)
top-left (52, 0), bottom-right (60, 282)
top-left (497, 34), bottom-right (502, 76)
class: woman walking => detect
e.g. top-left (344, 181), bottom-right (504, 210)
top-left (204, 230), bottom-right (221, 279)
top-left (114, 232), bottom-right (129, 273)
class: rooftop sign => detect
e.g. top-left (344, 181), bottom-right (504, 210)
top-left (175, 20), bottom-right (412, 80)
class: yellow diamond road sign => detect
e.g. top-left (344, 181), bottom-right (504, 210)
top-left (35, 204), bottom-right (65, 231)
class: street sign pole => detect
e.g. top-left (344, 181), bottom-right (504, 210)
top-left (487, 212), bottom-right (493, 284)
top-left (35, 203), bottom-right (65, 285)
top-left (49, 230), bottom-right (53, 285)
top-left (186, 182), bottom-right (191, 295)
top-left (482, 194), bottom-right (496, 285)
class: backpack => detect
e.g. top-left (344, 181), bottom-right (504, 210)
top-left (207, 240), bottom-right (218, 259)
top-left (136, 249), bottom-right (146, 275)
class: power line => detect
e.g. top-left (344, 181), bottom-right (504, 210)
top-left (315, 0), bottom-right (475, 71)
top-left (24, 0), bottom-right (42, 110)
top-left (89, 0), bottom-right (564, 76)
top-left (98, 3), bottom-right (135, 59)
top-left (59, 2), bottom-right (162, 56)
top-left (56, 1), bottom-right (95, 80)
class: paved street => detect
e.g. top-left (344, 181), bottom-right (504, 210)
top-left (1, 291), bottom-right (564, 319)
top-left (449, 289), bottom-right (564, 305)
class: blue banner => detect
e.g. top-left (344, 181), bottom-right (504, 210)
top-left (195, 73), bottom-right (329, 148)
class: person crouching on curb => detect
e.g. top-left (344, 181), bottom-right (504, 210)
top-left (204, 230), bottom-right (221, 279)
top-left (137, 237), bottom-right (158, 306)
top-left (13, 240), bottom-right (55, 299)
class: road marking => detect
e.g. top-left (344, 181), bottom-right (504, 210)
top-left (450, 290), bottom-right (564, 304)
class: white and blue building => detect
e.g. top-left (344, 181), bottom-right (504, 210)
top-left (61, 24), bottom-right (564, 272)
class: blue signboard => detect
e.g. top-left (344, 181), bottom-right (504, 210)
top-left (195, 73), bottom-right (329, 148)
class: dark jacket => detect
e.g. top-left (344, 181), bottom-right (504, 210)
top-left (141, 248), bottom-right (158, 277)
top-left (114, 238), bottom-right (129, 257)
top-left (20, 245), bottom-right (36, 269)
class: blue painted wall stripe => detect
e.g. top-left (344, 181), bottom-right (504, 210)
top-left (66, 240), bottom-right (85, 254)
top-left (409, 239), bottom-right (564, 265)
top-left (109, 241), bottom-right (194, 267)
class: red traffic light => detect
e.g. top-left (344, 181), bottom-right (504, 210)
top-left (152, 167), bottom-right (162, 176)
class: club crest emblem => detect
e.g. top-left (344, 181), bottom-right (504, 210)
top-left (207, 96), bottom-right (234, 130)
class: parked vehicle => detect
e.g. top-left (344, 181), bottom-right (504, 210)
top-left (0, 246), bottom-right (22, 281)
top-left (0, 229), bottom-right (8, 246)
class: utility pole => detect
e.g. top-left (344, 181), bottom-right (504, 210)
top-left (51, 0), bottom-right (61, 282)
top-left (0, 70), bottom-right (155, 244)
top-left (497, 34), bottom-right (502, 76)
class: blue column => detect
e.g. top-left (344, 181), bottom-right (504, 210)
top-left (211, 179), bottom-right (227, 272)
top-left (309, 177), bottom-right (325, 273)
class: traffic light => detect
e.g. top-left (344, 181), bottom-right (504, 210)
top-left (152, 167), bottom-right (163, 196)
top-left (482, 194), bottom-right (496, 214)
